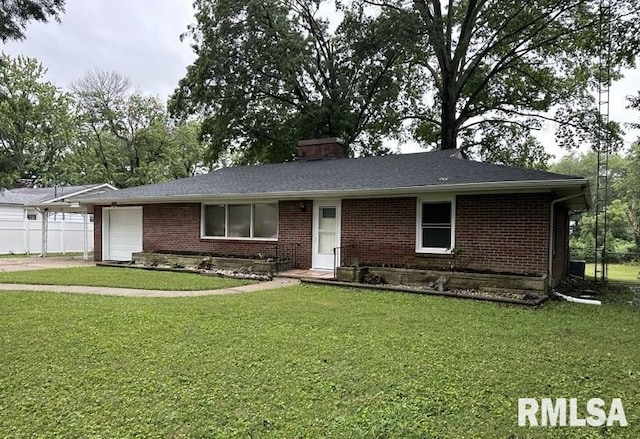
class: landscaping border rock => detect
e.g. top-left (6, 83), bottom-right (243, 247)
top-left (336, 265), bottom-right (547, 293)
top-left (301, 279), bottom-right (548, 306)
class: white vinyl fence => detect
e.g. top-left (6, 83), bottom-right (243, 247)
top-left (0, 205), bottom-right (93, 255)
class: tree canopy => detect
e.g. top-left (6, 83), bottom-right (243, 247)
top-left (65, 70), bottom-right (207, 188)
top-left (170, 0), bottom-right (416, 164)
top-left (172, 0), bottom-right (640, 167)
top-left (364, 0), bottom-right (640, 166)
top-left (0, 0), bottom-right (65, 42)
top-left (0, 58), bottom-right (208, 190)
top-left (0, 54), bottom-right (75, 188)
top-left (551, 146), bottom-right (640, 257)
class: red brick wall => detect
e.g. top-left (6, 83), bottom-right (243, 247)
top-left (341, 194), bottom-right (552, 277)
top-left (297, 139), bottom-right (345, 160)
top-left (456, 194), bottom-right (551, 276)
top-left (278, 200), bottom-right (313, 269)
top-left (143, 203), bottom-right (269, 258)
top-left (94, 201), bottom-right (313, 266)
top-left (95, 194), bottom-right (568, 282)
top-left (552, 204), bottom-right (569, 284)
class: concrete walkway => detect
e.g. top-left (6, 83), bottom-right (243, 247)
top-left (0, 277), bottom-right (300, 297)
top-left (0, 256), bottom-right (94, 272)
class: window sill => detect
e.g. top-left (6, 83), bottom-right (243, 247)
top-left (415, 248), bottom-right (453, 255)
top-left (200, 236), bottom-right (278, 242)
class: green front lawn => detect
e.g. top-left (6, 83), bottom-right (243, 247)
top-left (0, 266), bottom-right (252, 290)
top-left (0, 286), bottom-right (638, 438)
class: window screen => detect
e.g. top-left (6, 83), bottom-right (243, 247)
top-left (204, 205), bottom-right (226, 237)
top-left (421, 202), bottom-right (452, 249)
top-left (228, 204), bottom-right (251, 237)
top-left (253, 203), bottom-right (278, 238)
top-left (203, 203), bottom-right (278, 239)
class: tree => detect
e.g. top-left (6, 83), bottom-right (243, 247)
top-left (364, 0), bottom-right (640, 165)
top-left (551, 149), bottom-right (638, 256)
top-left (67, 70), bottom-right (206, 188)
top-left (0, 0), bottom-right (65, 42)
top-left (619, 93), bottom-right (640, 250)
top-left (614, 143), bottom-right (640, 250)
top-left (170, 0), bottom-right (415, 164)
top-left (0, 54), bottom-right (75, 188)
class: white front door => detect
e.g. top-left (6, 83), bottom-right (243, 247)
top-left (312, 200), bottom-right (341, 270)
top-left (103, 207), bottom-right (143, 261)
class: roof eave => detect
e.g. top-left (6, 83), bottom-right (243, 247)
top-left (24, 201), bottom-right (89, 213)
top-left (43, 183), bottom-right (118, 204)
top-left (78, 178), bottom-right (590, 207)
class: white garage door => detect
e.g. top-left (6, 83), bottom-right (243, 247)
top-left (105, 207), bottom-right (143, 261)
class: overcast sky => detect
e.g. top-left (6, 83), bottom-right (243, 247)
top-left (2, 0), bottom-right (195, 100)
top-left (2, 0), bottom-right (639, 159)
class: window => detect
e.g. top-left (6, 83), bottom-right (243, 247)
top-left (228, 204), bottom-right (251, 237)
top-left (417, 198), bottom-right (454, 253)
top-left (26, 210), bottom-right (37, 221)
top-left (202, 203), bottom-right (278, 239)
top-left (204, 205), bottom-right (226, 237)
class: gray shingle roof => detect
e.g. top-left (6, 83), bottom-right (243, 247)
top-left (0, 185), bottom-right (106, 205)
top-left (79, 149), bottom-right (585, 203)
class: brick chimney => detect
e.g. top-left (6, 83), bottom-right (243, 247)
top-left (297, 137), bottom-right (346, 160)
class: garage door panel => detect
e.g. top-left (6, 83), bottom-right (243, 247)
top-left (107, 208), bottom-right (142, 261)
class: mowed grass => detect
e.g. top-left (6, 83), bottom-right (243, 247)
top-left (0, 266), bottom-right (252, 290)
top-left (0, 286), bottom-right (638, 438)
top-left (586, 263), bottom-right (640, 284)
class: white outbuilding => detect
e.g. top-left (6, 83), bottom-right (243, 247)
top-left (0, 183), bottom-right (116, 259)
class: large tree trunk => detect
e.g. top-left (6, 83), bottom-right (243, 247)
top-left (440, 79), bottom-right (458, 150)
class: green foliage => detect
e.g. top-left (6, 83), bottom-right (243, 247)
top-left (0, 266), bottom-right (252, 290)
top-left (460, 122), bottom-right (550, 169)
top-left (0, 286), bottom-right (638, 437)
top-left (614, 143), bottom-right (640, 249)
top-left (170, 0), bottom-right (416, 164)
top-left (368, 0), bottom-right (640, 165)
top-left (0, 0), bottom-right (65, 42)
top-left (64, 70), bottom-right (207, 188)
top-left (0, 54), bottom-right (76, 188)
top-left (551, 148), bottom-right (640, 257)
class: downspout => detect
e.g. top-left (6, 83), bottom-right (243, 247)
top-left (548, 188), bottom-right (588, 288)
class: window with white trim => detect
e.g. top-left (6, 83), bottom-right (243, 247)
top-left (202, 203), bottom-right (278, 239)
top-left (417, 198), bottom-right (455, 253)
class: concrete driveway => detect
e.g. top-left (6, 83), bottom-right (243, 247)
top-left (0, 256), bottom-right (94, 272)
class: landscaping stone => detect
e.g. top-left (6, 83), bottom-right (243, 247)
top-left (132, 252), bottom-right (277, 275)
top-left (336, 265), bottom-right (547, 293)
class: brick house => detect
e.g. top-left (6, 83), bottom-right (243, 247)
top-left (79, 138), bottom-right (590, 286)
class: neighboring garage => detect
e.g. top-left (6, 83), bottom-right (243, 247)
top-left (102, 207), bottom-right (142, 261)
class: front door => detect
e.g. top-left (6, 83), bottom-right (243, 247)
top-left (312, 200), bottom-right (341, 270)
